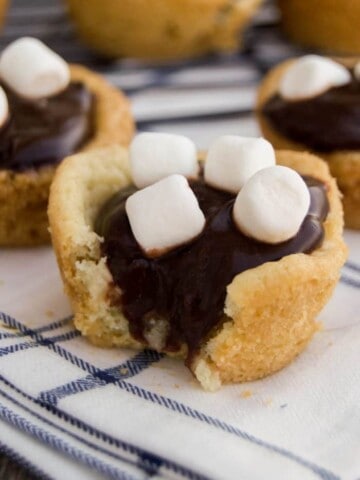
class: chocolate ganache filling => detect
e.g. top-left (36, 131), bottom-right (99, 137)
top-left (0, 82), bottom-right (94, 170)
top-left (262, 72), bottom-right (360, 152)
top-left (95, 175), bottom-right (329, 363)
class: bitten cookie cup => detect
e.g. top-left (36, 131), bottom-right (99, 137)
top-left (65, 0), bottom-right (262, 60)
top-left (278, 0), bottom-right (360, 55)
top-left (257, 59), bottom-right (360, 230)
top-left (0, 65), bottom-right (134, 246)
top-left (48, 145), bottom-right (346, 391)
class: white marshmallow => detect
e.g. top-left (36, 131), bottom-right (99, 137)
top-left (0, 86), bottom-right (8, 128)
top-left (0, 37), bottom-right (70, 100)
top-left (204, 136), bottom-right (276, 193)
top-left (280, 55), bottom-right (351, 101)
top-left (130, 132), bottom-right (199, 189)
top-left (126, 174), bottom-right (205, 257)
top-left (233, 166), bottom-right (310, 244)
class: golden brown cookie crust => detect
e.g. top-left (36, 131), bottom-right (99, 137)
top-left (66, 0), bottom-right (262, 60)
top-left (48, 145), bottom-right (346, 390)
top-left (257, 59), bottom-right (360, 230)
top-left (278, 0), bottom-right (360, 55)
top-left (0, 65), bottom-right (134, 246)
top-left (0, 0), bottom-right (8, 29)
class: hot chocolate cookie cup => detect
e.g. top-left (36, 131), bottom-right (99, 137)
top-left (257, 59), bottom-right (360, 230)
top-left (278, 0), bottom-right (360, 55)
top-left (48, 145), bottom-right (346, 391)
top-left (0, 65), bottom-right (134, 246)
top-left (0, 0), bottom-right (8, 30)
top-left (65, 0), bottom-right (262, 60)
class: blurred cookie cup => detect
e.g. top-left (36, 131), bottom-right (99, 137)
top-left (0, 38), bottom-right (134, 246)
top-left (278, 0), bottom-right (360, 55)
top-left (65, 0), bottom-right (263, 60)
top-left (257, 56), bottom-right (360, 229)
top-left (0, 0), bottom-right (8, 31)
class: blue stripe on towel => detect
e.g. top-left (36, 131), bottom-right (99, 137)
top-left (340, 260), bottom-right (360, 288)
top-left (39, 350), bottom-right (164, 405)
top-left (0, 330), bottom-right (80, 357)
top-left (0, 377), bottom-right (207, 480)
top-left (0, 311), bottom-right (340, 480)
top-left (0, 401), bottom-right (141, 480)
top-left (340, 275), bottom-right (360, 289)
top-left (344, 261), bottom-right (360, 274)
top-left (0, 312), bottom-right (97, 372)
top-left (0, 316), bottom-right (72, 340)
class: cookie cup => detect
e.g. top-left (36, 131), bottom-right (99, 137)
top-left (0, 0), bottom-right (8, 30)
top-left (257, 58), bottom-right (360, 230)
top-left (278, 0), bottom-right (360, 55)
top-left (0, 65), bottom-right (134, 246)
top-left (48, 145), bottom-right (346, 390)
top-left (65, 0), bottom-right (262, 60)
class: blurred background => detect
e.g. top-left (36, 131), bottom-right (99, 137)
top-left (0, 0), bottom-right (306, 150)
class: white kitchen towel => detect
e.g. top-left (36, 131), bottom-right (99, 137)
top-left (1, 1), bottom-right (360, 479)
top-left (0, 233), bottom-right (359, 480)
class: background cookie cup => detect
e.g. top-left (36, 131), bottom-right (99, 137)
top-left (0, 0), bottom-right (8, 30)
top-left (256, 58), bottom-right (360, 230)
top-left (0, 65), bottom-right (134, 246)
top-left (48, 145), bottom-right (346, 391)
top-left (65, 0), bottom-right (262, 60)
top-left (278, 0), bottom-right (360, 55)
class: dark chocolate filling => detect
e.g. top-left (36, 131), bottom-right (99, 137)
top-left (0, 82), bottom-right (94, 171)
top-left (262, 74), bottom-right (360, 153)
top-left (95, 176), bottom-right (329, 363)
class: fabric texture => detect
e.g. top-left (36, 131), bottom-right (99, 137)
top-left (0, 1), bottom-right (359, 479)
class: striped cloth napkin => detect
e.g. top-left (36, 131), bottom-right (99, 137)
top-left (0, 236), bottom-right (359, 480)
top-left (1, 1), bottom-right (360, 479)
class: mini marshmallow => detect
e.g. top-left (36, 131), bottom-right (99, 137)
top-left (0, 86), bottom-right (8, 128)
top-left (233, 165), bottom-right (310, 244)
top-left (280, 55), bottom-right (351, 101)
top-left (130, 132), bottom-right (199, 189)
top-left (126, 174), bottom-right (205, 256)
top-left (204, 136), bottom-right (275, 193)
top-left (0, 37), bottom-right (70, 100)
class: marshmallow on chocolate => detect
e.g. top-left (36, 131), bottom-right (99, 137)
top-left (280, 55), bottom-right (351, 101)
top-left (204, 136), bottom-right (276, 193)
top-left (130, 132), bottom-right (199, 189)
top-left (0, 86), bottom-right (8, 128)
top-left (233, 165), bottom-right (310, 244)
top-left (126, 174), bottom-right (205, 257)
top-left (0, 37), bottom-right (70, 100)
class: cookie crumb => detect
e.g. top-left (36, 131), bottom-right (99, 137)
top-left (0, 322), bottom-right (18, 332)
top-left (241, 390), bottom-right (253, 398)
top-left (120, 367), bottom-right (129, 375)
top-left (45, 310), bottom-right (54, 318)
